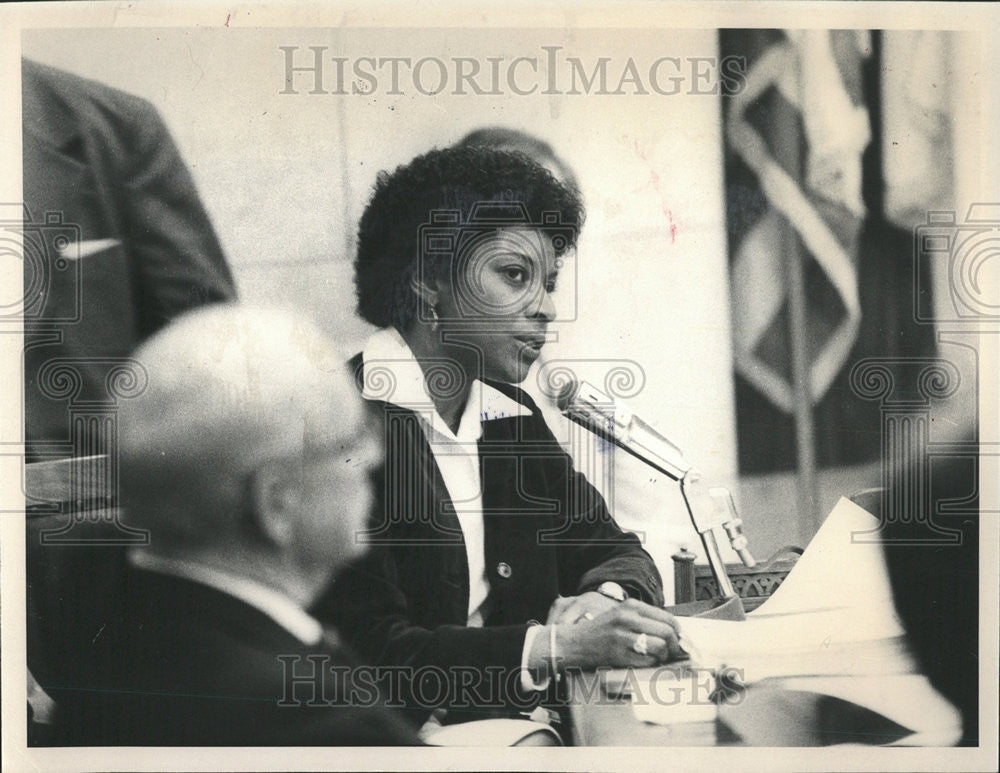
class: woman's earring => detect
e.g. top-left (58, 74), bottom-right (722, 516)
top-left (427, 303), bottom-right (440, 332)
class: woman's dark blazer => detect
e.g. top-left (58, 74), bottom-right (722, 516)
top-left (311, 354), bottom-right (664, 724)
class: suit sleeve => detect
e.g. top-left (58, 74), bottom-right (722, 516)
top-left (539, 417), bottom-right (665, 606)
top-left (118, 97), bottom-right (236, 337)
top-left (312, 547), bottom-right (536, 725)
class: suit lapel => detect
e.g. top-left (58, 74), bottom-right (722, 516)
top-left (480, 411), bottom-right (563, 625)
top-left (353, 355), bottom-right (470, 624)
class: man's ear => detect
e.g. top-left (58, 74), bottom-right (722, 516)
top-left (247, 462), bottom-right (300, 547)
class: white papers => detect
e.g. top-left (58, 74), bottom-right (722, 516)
top-left (676, 498), bottom-right (909, 683)
top-left (636, 498), bottom-right (962, 742)
top-left (624, 667), bottom-right (719, 727)
top-left (748, 496), bottom-right (901, 619)
top-left (678, 615), bottom-right (914, 685)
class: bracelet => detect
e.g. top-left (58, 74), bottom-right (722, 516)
top-left (549, 624), bottom-right (561, 684)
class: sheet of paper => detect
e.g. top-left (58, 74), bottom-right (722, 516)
top-left (678, 499), bottom-right (910, 683)
top-left (628, 668), bottom-right (719, 729)
top-left (748, 496), bottom-right (898, 618)
top-left (677, 498), bottom-right (908, 681)
top-left (659, 498), bottom-right (961, 741)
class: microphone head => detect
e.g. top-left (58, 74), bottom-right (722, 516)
top-left (556, 379), bottom-right (692, 480)
top-left (554, 378), bottom-right (581, 413)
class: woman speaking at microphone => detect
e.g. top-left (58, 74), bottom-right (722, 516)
top-left (312, 145), bottom-right (683, 744)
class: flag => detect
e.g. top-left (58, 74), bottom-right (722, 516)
top-left (722, 30), bottom-right (939, 474)
top-left (724, 29), bottom-right (870, 414)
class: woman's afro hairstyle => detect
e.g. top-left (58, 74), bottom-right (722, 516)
top-left (353, 145), bottom-right (584, 330)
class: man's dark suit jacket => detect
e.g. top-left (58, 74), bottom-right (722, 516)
top-left (21, 58), bottom-right (236, 458)
top-left (51, 566), bottom-right (421, 746)
top-left (311, 357), bottom-right (664, 725)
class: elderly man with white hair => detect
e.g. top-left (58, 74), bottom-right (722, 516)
top-left (51, 305), bottom-right (420, 746)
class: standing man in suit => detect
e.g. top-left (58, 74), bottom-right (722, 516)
top-left (20, 58), bottom-right (236, 461)
top-left (51, 305), bottom-right (420, 746)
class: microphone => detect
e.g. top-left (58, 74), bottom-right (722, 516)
top-left (555, 379), bottom-right (691, 481)
top-left (556, 379), bottom-right (756, 574)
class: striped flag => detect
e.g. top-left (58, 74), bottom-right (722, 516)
top-left (723, 29), bottom-right (871, 414)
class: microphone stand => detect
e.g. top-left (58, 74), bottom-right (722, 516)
top-left (560, 382), bottom-right (756, 617)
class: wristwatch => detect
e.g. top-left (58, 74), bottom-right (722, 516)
top-left (595, 581), bottom-right (628, 602)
